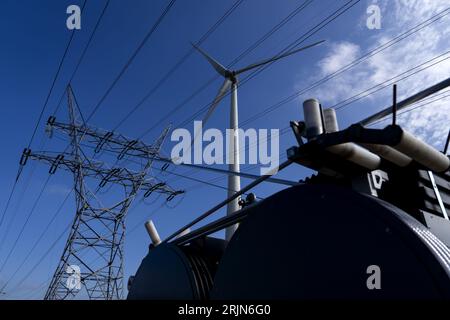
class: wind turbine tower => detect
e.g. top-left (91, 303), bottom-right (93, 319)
top-left (193, 40), bottom-right (324, 240)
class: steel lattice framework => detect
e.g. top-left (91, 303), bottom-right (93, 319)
top-left (20, 86), bottom-right (183, 300)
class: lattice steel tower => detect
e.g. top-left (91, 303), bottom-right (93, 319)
top-left (20, 86), bottom-right (182, 300)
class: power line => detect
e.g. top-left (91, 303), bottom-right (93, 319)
top-left (111, 0), bottom-right (246, 131)
top-left (0, 175), bottom-right (53, 274)
top-left (284, 51), bottom-right (450, 133)
top-left (162, 168), bottom-right (264, 198)
top-left (182, 136), bottom-right (291, 192)
top-left (102, 0), bottom-right (315, 184)
top-left (333, 51), bottom-right (450, 111)
top-left (85, 0), bottom-right (177, 122)
top-left (5, 0), bottom-right (302, 298)
top-left (0, 181), bottom-right (19, 229)
top-left (0, 189), bottom-right (73, 293)
top-left (175, 0), bottom-right (361, 129)
top-left (238, 6), bottom-right (450, 127)
top-left (0, 136), bottom-right (47, 234)
top-left (9, 221), bottom-right (72, 295)
top-left (230, 0), bottom-right (315, 67)
top-left (21, 278), bottom-right (52, 300)
top-left (368, 89), bottom-right (450, 127)
top-left (190, 89), bottom-right (449, 189)
top-left (4, 94), bottom-right (177, 299)
top-left (1, 1), bottom-right (111, 264)
top-left (185, 65), bottom-right (445, 193)
top-left (10, 197), bottom-right (171, 298)
top-left (15, 196), bottom-right (165, 299)
top-left (10, 1), bottom-right (446, 298)
top-left (125, 202), bottom-right (167, 238)
top-left (0, 163), bottom-right (37, 248)
top-left (216, 52), bottom-right (450, 178)
top-left (53, 0), bottom-right (111, 116)
top-left (169, 2), bottom-right (448, 182)
top-left (0, 1), bottom-right (89, 228)
top-left (67, 138), bottom-right (271, 194)
top-left (164, 0), bottom-right (360, 182)
top-left (141, 157), bottom-right (267, 199)
top-left (0, 0), bottom-right (110, 241)
top-left (13, 200), bottom-right (162, 299)
top-left (142, 0), bottom-right (342, 181)
top-left (21, 12), bottom-right (445, 302)
top-left (164, 3), bottom-right (449, 192)
top-left (28, 0), bottom-right (88, 147)
top-left (137, 0), bottom-right (316, 139)
top-left (45, 0), bottom-right (176, 191)
top-left (10, 149), bottom-right (272, 298)
top-left (0, 140), bottom-right (73, 254)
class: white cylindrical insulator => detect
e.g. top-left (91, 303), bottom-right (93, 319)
top-left (327, 143), bottom-right (381, 170)
top-left (360, 144), bottom-right (412, 167)
top-left (303, 98), bottom-right (323, 139)
top-left (323, 108), bottom-right (339, 133)
top-left (145, 220), bottom-right (161, 246)
top-left (393, 130), bottom-right (450, 172)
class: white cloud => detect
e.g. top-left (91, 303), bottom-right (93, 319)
top-left (394, 0), bottom-right (449, 26)
top-left (319, 42), bottom-right (361, 74)
top-left (297, 0), bottom-right (450, 149)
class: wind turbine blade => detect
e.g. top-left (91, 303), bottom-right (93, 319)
top-left (192, 42), bottom-right (229, 77)
top-left (203, 79), bottom-right (232, 125)
top-left (235, 40), bottom-right (325, 75)
top-left (191, 79), bottom-right (232, 148)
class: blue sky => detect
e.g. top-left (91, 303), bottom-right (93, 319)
top-left (0, 0), bottom-right (449, 299)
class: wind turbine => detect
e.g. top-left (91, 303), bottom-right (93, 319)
top-left (193, 40), bottom-right (325, 241)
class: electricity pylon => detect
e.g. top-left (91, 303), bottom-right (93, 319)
top-left (20, 86), bottom-right (183, 300)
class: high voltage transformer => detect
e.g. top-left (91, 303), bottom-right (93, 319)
top-left (127, 78), bottom-right (450, 299)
